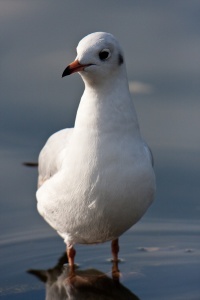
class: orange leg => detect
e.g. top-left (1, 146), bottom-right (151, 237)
top-left (111, 238), bottom-right (119, 262)
top-left (66, 244), bottom-right (76, 273)
top-left (111, 239), bottom-right (120, 280)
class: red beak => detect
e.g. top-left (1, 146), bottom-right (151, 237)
top-left (62, 59), bottom-right (91, 77)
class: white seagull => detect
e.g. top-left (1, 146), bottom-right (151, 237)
top-left (36, 32), bottom-right (156, 270)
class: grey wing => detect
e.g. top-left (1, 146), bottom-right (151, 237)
top-left (143, 141), bottom-right (154, 167)
top-left (37, 128), bottom-right (73, 188)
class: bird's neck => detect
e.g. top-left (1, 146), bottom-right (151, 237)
top-left (74, 71), bottom-right (140, 136)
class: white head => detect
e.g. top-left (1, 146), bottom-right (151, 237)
top-left (62, 32), bottom-right (126, 86)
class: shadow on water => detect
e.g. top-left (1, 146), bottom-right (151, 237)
top-left (28, 252), bottom-right (140, 300)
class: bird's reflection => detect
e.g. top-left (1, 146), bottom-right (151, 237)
top-left (28, 252), bottom-right (140, 300)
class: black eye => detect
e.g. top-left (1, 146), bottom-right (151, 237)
top-left (99, 49), bottom-right (111, 61)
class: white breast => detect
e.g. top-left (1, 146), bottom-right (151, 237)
top-left (37, 87), bottom-right (155, 245)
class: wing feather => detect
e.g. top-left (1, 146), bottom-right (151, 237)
top-left (143, 141), bottom-right (154, 167)
top-left (37, 128), bottom-right (73, 188)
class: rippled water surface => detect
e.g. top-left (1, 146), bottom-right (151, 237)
top-left (1, 224), bottom-right (200, 299)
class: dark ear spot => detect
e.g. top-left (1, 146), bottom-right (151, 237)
top-left (118, 53), bottom-right (124, 65)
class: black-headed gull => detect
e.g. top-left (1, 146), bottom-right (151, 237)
top-left (36, 32), bottom-right (156, 271)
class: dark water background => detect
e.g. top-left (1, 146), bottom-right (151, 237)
top-left (1, 1), bottom-right (200, 299)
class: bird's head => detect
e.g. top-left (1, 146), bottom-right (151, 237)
top-left (62, 32), bottom-right (125, 86)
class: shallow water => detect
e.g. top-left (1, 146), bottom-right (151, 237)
top-left (1, 208), bottom-right (200, 299)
